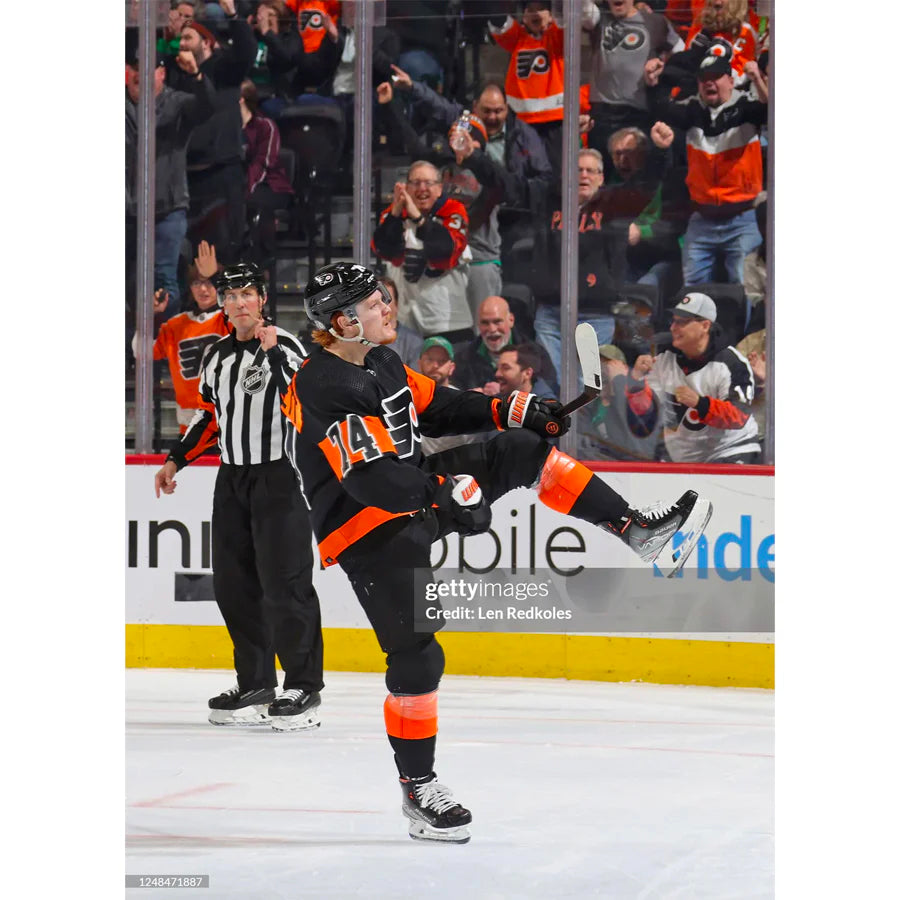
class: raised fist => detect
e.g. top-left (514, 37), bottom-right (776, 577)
top-left (650, 121), bottom-right (674, 150)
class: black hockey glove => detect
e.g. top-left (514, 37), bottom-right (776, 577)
top-left (432, 474), bottom-right (492, 537)
top-left (499, 391), bottom-right (570, 438)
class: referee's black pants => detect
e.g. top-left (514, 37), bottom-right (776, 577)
top-left (212, 458), bottom-right (324, 694)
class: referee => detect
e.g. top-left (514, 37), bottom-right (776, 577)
top-left (154, 262), bottom-right (324, 731)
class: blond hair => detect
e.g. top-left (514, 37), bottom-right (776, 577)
top-left (700, 0), bottom-right (747, 37)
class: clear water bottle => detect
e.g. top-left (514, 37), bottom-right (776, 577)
top-left (450, 110), bottom-right (472, 151)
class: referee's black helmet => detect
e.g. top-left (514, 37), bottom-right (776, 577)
top-left (216, 262), bottom-right (267, 307)
top-left (304, 263), bottom-right (390, 330)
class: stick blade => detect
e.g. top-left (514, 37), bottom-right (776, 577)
top-left (574, 322), bottom-right (602, 392)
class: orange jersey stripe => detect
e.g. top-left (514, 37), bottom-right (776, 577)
top-left (702, 397), bottom-right (750, 430)
top-left (281, 386), bottom-right (303, 433)
top-left (318, 506), bottom-right (414, 566)
top-left (405, 367), bottom-right (436, 414)
top-left (384, 691), bottom-right (438, 740)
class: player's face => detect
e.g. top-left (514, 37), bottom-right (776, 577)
top-left (495, 351), bottom-right (529, 396)
top-left (222, 286), bottom-right (264, 334)
top-left (419, 348), bottom-right (455, 386)
top-left (190, 276), bottom-right (218, 311)
top-left (355, 289), bottom-right (395, 344)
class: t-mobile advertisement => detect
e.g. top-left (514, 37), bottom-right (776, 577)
top-left (127, 462), bottom-right (773, 639)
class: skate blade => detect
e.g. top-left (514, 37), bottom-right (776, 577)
top-left (658, 499), bottom-right (713, 578)
top-left (208, 705), bottom-right (271, 726)
top-left (406, 821), bottom-right (471, 844)
top-left (270, 708), bottom-right (321, 732)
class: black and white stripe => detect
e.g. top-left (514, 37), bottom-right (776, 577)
top-left (189, 328), bottom-right (308, 465)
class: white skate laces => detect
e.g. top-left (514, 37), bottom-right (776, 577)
top-left (636, 500), bottom-right (669, 521)
top-left (278, 689), bottom-right (304, 703)
top-left (413, 779), bottom-right (459, 814)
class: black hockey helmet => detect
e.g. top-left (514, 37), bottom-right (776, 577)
top-left (215, 262), bottom-right (267, 307)
top-left (304, 262), bottom-right (389, 330)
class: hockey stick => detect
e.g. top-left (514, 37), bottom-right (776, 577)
top-left (556, 323), bottom-right (604, 417)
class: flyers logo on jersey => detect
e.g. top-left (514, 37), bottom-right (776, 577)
top-left (381, 386), bottom-right (421, 458)
top-left (300, 10), bottom-right (324, 29)
top-left (602, 21), bottom-right (646, 52)
top-left (516, 49), bottom-right (549, 79)
top-left (178, 335), bottom-right (220, 379)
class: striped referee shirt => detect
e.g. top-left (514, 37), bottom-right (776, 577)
top-left (167, 327), bottom-right (309, 469)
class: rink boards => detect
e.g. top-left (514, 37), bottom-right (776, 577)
top-left (125, 457), bottom-right (774, 688)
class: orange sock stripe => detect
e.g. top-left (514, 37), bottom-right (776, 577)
top-left (537, 447), bottom-right (595, 514)
top-left (384, 691), bottom-right (439, 740)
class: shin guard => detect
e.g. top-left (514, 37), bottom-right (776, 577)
top-left (536, 448), bottom-right (629, 523)
top-left (384, 691), bottom-right (438, 741)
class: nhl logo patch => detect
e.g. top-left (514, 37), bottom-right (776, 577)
top-left (241, 365), bottom-right (266, 394)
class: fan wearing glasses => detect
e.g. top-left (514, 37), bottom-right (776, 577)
top-left (372, 160), bottom-right (474, 345)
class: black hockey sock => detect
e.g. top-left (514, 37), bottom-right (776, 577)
top-left (536, 447), bottom-right (630, 526)
top-left (390, 737), bottom-right (437, 780)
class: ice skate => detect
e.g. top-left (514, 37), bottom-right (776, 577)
top-left (269, 689), bottom-right (322, 732)
top-left (399, 772), bottom-right (472, 844)
top-left (610, 490), bottom-right (713, 577)
top-left (207, 686), bottom-right (276, 726)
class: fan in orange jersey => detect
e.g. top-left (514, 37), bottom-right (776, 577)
top-left (487, 1), bottom-right (580, 174)
top-left (284, 0), bottom-right (340, 53)
top-left (152, 243), bottom-right (231, 433)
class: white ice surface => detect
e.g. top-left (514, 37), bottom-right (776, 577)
top-left (126, 669), bottom-right (773, 899)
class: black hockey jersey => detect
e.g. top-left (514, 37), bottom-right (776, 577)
top-left (281, 344), bottom-right (502, 566)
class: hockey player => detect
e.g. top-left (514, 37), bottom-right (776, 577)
top-left (154, 262), bottom-right (325, 731)
top-left (269, 262), bottom-right (712, 844)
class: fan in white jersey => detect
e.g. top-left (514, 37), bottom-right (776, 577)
top-left (623, 292), bottom-right (762, 464)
